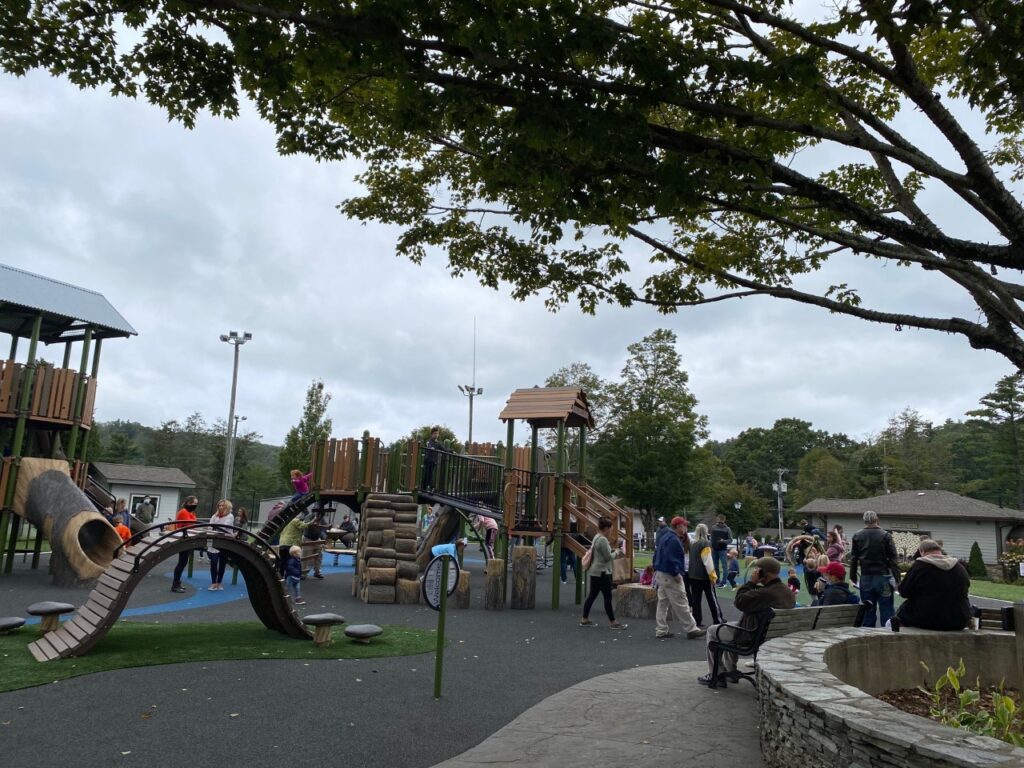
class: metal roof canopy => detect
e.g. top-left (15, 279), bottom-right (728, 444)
top-left (498, 387), bottom-right (595, 429)
top-left (0, 264), bottom-right (137, 343)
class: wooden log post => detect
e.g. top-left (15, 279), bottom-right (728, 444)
top-left (510, 545), bottom-right (536, 609)
top-left (453, 571), bottom-right (471, 609)
top-left (396, 578), bottom-right (421, 604)
top-left (485, 558), bottom-right (505, 610)
top-left (613, 583), bottom-right (658, 620)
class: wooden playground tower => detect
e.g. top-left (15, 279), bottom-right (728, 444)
top-left (0, 265), bottom-right (136, 576)
top-left (306, 386), bottom-right (633, 608)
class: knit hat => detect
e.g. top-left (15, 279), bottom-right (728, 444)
top-left (670, 516), bottom-right (689, 528)
top-left (753, 556), bottom-right (782, 575)
top-left (821, 561), bottom-right (846, 580)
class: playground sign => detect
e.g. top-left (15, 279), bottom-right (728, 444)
top-left (422, 554), bottom-right (460, 611)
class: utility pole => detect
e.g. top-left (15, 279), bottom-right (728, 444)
top-left (457, 318), bottom-right (482, 450)
top-left (772, 468), bottom-right (789, 541)
top-left (219, 330), bottom-right (252, 502)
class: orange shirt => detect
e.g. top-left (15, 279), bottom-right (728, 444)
top-left (174, 508), bottom-right (197, 530)
top-left (114, 523), bottom-right (132, 542)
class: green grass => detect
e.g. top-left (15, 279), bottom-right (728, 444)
top-left (0, 621), bottom-right (436, 692)
top-left (966, 580), bottom-right (1024, 602)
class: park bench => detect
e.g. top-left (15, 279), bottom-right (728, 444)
top-left (971, 604), bottom-right (1016, 631)
top-left (707, 602), bottom-right (867, 689)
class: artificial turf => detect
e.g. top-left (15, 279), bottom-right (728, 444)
top-left (0, 621), bottom-right (436, 692)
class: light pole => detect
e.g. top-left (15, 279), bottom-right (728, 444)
top-left (219, 330), bottom-right (252, 501)
top-left (225, 414), bottom-right (247, 503)
top-left (772, 468), bottom-right (789, 542)
top-left (457, 384), bottom-right (483, 449)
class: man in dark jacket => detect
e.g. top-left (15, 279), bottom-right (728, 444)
top-left (709, 515), bottom-right (732, 587)
top-left (849, 510), bottom-right (900, 627)
top-left (652, 516), bottom-right (704, 640)
top-left (698, 556), bottom-right (795, 686)
top-left (896, 539), bottom-right (971, 630)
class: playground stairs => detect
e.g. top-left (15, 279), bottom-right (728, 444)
top-left (27, 528), bottom-right (310, 662)
top-left (255, 492), bottom-right (317, 541)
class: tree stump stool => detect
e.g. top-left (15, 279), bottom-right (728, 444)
top-left (302, 613), bottom-right (345, 647)
top-left (344, 624), bottom-right (383, 644)
top-left (26, 602), bottom-right (75, 634)
top-left (612, 583), bottom-right (658, 620)
top-left (0, 616), bottom-right (26, 635)
top-left (510, 546), bottom-right (536, 609)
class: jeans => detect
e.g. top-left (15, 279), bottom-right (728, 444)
top-left (209, 551), bottom-right (228, 585)
top-left (713, 548), bottom-right (729, 584)
top-left (172, 551), bottom-right (190, 587)
top-left (559, 548), bottom-right (577, 581)
top-left (286, 575), bottom-right (302, 599)
top-left (857, 574), bottom-right (894, 627)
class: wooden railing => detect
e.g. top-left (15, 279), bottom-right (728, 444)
top-left (563, 479), bottom-right (633, 565)
top-left (0, 360), bottom-right (97, 428)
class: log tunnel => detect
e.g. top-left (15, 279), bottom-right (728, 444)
top-left (14, 458), bottom-right (120, 586)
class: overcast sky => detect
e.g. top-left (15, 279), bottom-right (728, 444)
top-left (0, 70), bottom-right (1015, 450)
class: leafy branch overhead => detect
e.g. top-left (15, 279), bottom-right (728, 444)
top-left (5, 1), bottom-right (1024, 363)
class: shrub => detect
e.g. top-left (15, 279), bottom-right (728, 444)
top-left (920, 660), bottom-right (1024, 747)
top-left (967, 542), bottom-right (987, 579)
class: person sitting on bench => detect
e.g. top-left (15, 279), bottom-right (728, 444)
top-left (338, 515), bottom-right (357, 548)
top-left (698, 556), bottom-right (795, 687)
top-left (894, 539), bottom-right (971, 631)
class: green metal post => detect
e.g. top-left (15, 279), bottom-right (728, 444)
top-left (501, 419), bottom-right (515, 602)
top-left (433, 554), bottom-right (450, 699)
top-left (527, 425), bottom-right (539, 524)
top-left (1, 314), bottom-right (42, 575)
top-left (187, 550), bottom-right (195, 578)
top-left (65, 327), bottom-right (93, 461)
top-left (61, 341), bottom-right (72, 369)
top-left (7, 335), bottom-right (17, 359)
top-left (552, 420), bottom-right (565, 610)
top-left (31, 524), bottom-right (44, 569)
top-left (78, 338), bottom-right (102, 464)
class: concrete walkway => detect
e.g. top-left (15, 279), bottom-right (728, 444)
top-left (432, 661), bottom-right (763, 768)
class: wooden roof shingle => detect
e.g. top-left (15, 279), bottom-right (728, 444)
top-left (498, 387), bottom-right (595, 428)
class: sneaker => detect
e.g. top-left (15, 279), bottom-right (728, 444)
top-left (716, 583), bottom-right (726, 588)
top-left (579, 618), bottom-right (595, 626)
top-left (608, 622), bottom-right (628, 630)
top-left (687, 627), bottom-right (707, 639)
top-left (207, 585), bottom-right (217, 591)
top-left (655, 632), bottom-right (675, 639)
top-left (697, 672), bottom-right (728, 687)
top-left (314, 573), bottom-right (324, 580)
top-left (171, 585), bottom-right (186, 593)
top-left (294, 598), bottom-right (306, 605)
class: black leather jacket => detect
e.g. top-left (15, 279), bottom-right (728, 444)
top-left (849, 526), bottom-right (899, 582)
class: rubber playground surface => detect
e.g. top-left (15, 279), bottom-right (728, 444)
top-left (0, 554), bottom-right (740, 768)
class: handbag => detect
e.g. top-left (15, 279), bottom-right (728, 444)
top-left (581, 546), bottom-right (593, 571)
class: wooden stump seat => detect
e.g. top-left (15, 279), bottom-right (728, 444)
top-left (344, 624), bottom-right (383, 644)
top-left (302, 613), bottom-right (345, 647)
top-left (26, 601), bottom-right (75, 633)
top-left (612, 583), bottom-right (658, 620)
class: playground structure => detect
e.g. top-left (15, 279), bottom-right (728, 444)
top-left (297, 387), bottom-right (633, 608)
top-left (0, 265), bottom-right (136, 582)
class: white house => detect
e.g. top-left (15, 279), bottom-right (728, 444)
top-left (797, 490), bottom-right (1024, 563)
top-left (91, 462), bottom-right (196, 523)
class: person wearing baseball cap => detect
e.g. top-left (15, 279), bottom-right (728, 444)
top-left (698, 556), bottom-right (795, 687)
top-left (652, 516), bottom-right (704, 640)
top-left (817, 561), bottom-right (860, 606)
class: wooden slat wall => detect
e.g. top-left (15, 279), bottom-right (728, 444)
top-left (0, 360), bottom-right (17, 412)
top-left (0, 361), bottom-right (94, 430)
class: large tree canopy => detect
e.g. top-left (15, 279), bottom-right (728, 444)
top-left (5, 1), bottom-right (1024, 363)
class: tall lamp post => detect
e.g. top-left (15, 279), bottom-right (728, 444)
top-left (219, 330), bottom-right (252, 502)
top-left (225, 414), bottom-right (247, 504)
top-left (457, 384), bottom-right (483, 449)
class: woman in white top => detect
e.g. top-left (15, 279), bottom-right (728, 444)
top-left (207, 499), bottom-right (235, 590)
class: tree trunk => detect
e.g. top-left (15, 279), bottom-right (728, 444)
top-left (510, 546), bottom-right (536, 609)
top-left (485, 558), bottom-right (505, 610)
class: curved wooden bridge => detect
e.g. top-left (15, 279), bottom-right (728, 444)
top-left (27, 524), bottom-right (311, 662)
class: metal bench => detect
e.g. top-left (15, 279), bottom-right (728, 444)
top-left (707, 602), bottom-right (868, 689)
top-left (971, 604), bottom-right (1016, 631)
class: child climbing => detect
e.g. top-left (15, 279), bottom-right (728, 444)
top-left (290, 468), bottom-right (313, 501)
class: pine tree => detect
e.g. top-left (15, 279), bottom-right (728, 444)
top-left (967, 542), bottom-right (987, 579)
top-left (278, 380), bottom-right (333, 482)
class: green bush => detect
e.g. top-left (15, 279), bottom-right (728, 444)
top-left (968, 541), bottom-right (987, 579)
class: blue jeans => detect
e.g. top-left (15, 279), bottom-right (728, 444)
top-left (713, 548), bottom-right (729, 584)
top-left (858, 574), bottom-right (894, 627)
top-left (560, 548), bottom-right (577, 581)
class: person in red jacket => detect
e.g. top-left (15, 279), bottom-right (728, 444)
top-left (171, 495), bottom-right (199, 593)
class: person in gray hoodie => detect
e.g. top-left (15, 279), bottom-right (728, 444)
top-left (895, 539), bottom-right (971, 631)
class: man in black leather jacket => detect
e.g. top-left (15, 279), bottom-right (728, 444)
top-left (849, 510), bottom-right (900, 627)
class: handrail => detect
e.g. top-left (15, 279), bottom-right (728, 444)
top-left (417, 449), bottom-right (529, 519)
top-left (115, 522), bottom-right (274, 572)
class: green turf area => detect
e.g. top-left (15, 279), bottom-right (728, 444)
top-left (966, 580), bottom-right (1024, 602)
top-left (0, 621), bottom-right (436, 693)
top-left (633, 552), bottom-right (652, 569)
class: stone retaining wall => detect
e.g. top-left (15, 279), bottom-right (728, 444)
top-left (758, 628), bottom-right (1024, 768)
